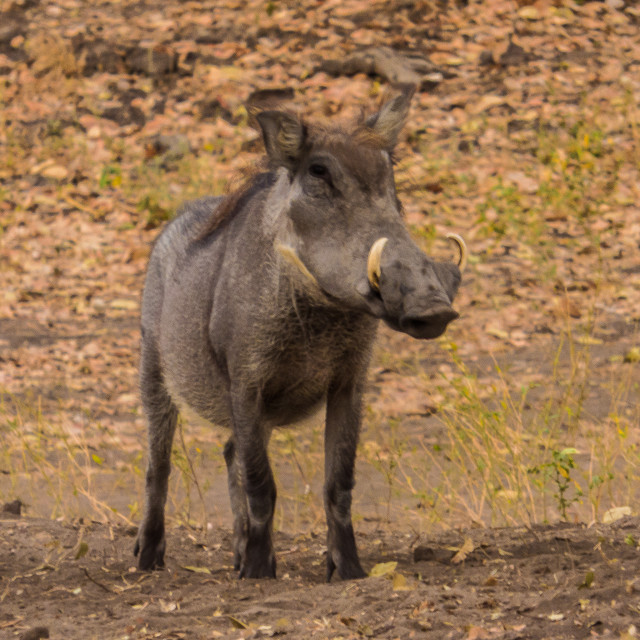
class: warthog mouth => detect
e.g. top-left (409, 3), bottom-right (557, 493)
top-left (398, 305), bottom-right (460, 340)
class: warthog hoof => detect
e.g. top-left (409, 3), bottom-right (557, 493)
top-left (134, 524), bottom-right (166, 570)
top-left (238, 532), bottom-right (276, 579)
top-left (326, 553), bottom-right (367, 582)
top-left (238, 554), bottom-right (276, 579)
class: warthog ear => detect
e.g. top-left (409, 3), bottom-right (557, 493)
top-left (366, 84), bottom-right (416, 150)
top-left (257, 110), bottom-right (306, 170)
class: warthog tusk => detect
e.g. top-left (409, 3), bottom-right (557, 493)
top-left (446, 233), bottom-right (467, 273)
top-left (367, 237), bottom-right (388, 291)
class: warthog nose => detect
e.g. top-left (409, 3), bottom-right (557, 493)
top-left (399, 304), bottom-right (459, 340)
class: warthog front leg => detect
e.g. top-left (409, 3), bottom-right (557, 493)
top-left (229, 395), bottom-right (276, 579)
top-left (134, 340), bottom-right (178, 570)
top-left (324, 381), bottom-right (367, 581)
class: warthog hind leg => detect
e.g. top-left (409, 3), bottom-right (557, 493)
top-left (134, 339), bottom-right (178, 570)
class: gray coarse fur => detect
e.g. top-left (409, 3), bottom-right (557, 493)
top-left (134, 85), bottom-right (462, 581)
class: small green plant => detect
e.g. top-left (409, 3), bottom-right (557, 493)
top-left (99, 164), bottom-right (122, 189)
top-left (528, 448), bottom-right (583, 521)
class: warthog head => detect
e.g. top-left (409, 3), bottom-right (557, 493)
top-left (258, 84), bottom-right (465, 339)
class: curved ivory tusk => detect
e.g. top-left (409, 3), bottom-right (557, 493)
top-left (367, 237), bottom-right (388, 291)
top-left (446, 233), bottom-right (468, 273)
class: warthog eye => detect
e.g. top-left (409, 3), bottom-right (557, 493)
top-left (309, 163), bottom-right (329, 179)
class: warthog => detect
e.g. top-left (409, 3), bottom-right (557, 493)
top-left (134, 85), bottom-right (466, 580)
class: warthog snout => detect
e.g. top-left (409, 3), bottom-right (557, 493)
top-left (365, 233), bottom-right (466, 339)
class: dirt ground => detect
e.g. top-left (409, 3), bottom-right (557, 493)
top-left (1, 510), bottom-right (639, 640)
top-left (2, 0), bottom-right (640, 638)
